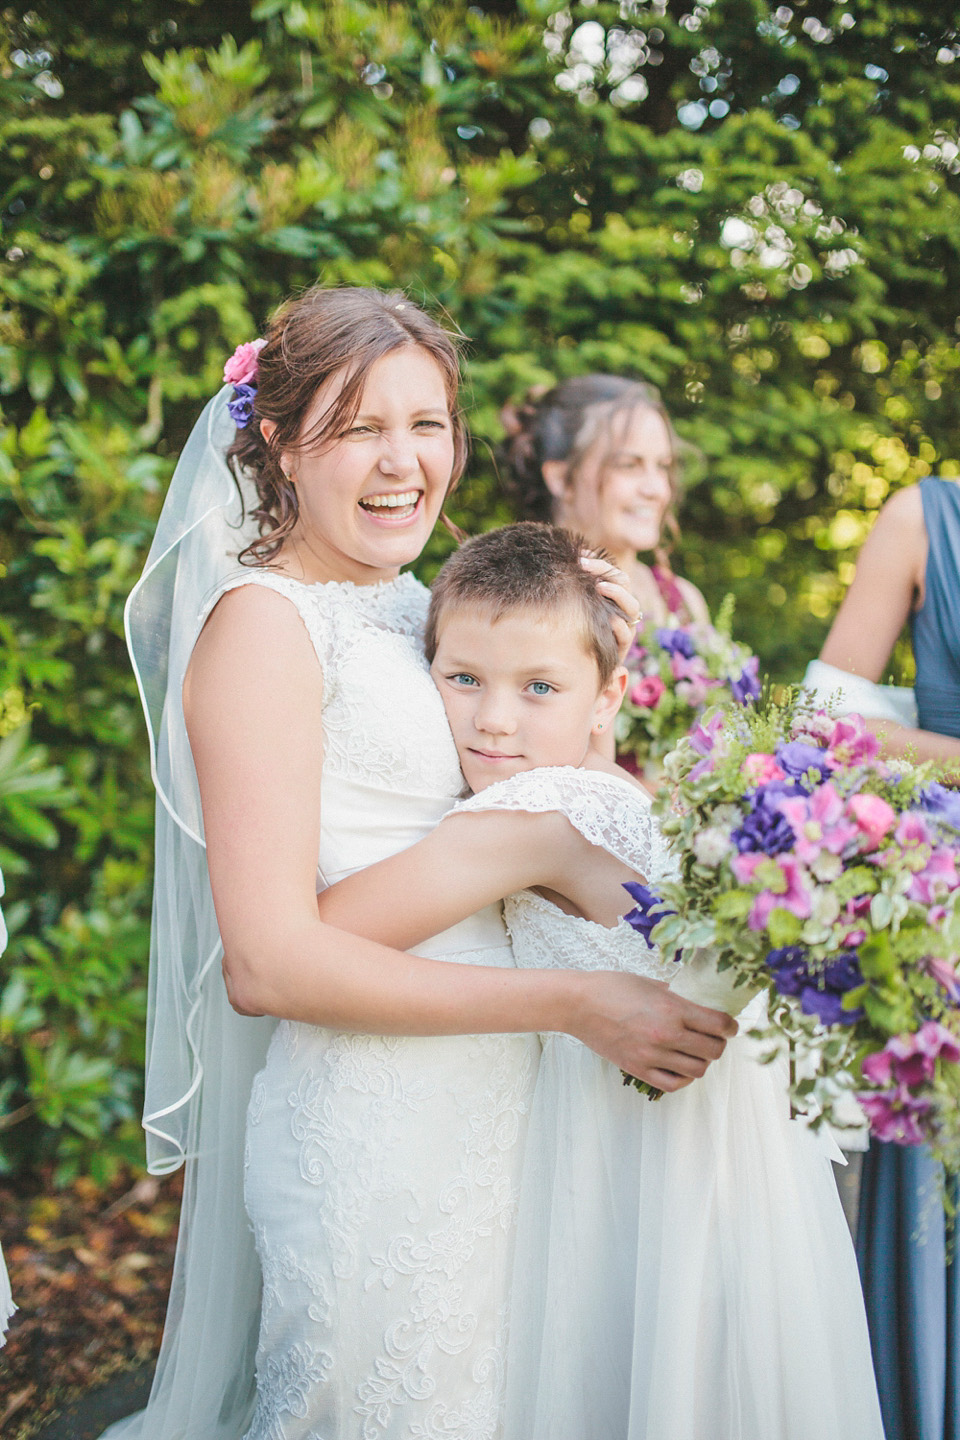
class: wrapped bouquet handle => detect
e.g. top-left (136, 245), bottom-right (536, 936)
top-left (624, 947), bottom-right (763, 1099)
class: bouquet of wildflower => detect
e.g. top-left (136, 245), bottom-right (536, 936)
top-left (616, 596), bottom-right (760, 774)
top-left (624, 695), bottom-right (960, 1171)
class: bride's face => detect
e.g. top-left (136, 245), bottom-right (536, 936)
top-left (276, 346), bottom-right (456, 585)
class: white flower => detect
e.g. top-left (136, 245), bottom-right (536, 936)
top-left (694, 827), bottom-right (733, 866)
top-left (810, 851), bottom-right (843, 882)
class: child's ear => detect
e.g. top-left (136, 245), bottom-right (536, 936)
top-left (592, 665), bottom-right (628, 736)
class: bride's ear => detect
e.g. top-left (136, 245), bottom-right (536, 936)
top-left (260, 418), bottom-right (277, 445)
top-left (592, 666), bottom-right (628, 736)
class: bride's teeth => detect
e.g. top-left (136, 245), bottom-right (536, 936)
top-left (360, 491), bottom-right (419, 510)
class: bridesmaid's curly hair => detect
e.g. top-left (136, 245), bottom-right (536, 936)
top-left (227, 286), bottom-right (468, 565)
top-left (498, 374), bottom-right (684, 560)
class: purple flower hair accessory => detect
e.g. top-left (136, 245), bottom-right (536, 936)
top-left (223, 338), bottom-right (266, 429)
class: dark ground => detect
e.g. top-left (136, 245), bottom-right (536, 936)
top-left (0, 1168), bottom-right (181, 1440)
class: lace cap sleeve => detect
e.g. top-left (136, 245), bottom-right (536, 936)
top-left (199, 569), bottom-right (335, 676)
top-left (451, 765), bottom-right (674, 883)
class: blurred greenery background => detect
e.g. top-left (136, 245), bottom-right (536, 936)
top-left (1, 0), bottom-right (958, 1180)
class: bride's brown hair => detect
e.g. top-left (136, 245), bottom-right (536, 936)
top-left (227, 286), bottom-right (468, 565)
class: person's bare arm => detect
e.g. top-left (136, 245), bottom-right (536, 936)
top-left (316, 807), bottom-right (638, 950)
top-left (184, 584), bottom-right (736, 1089)
top-left (818, 487), bottom-right (960, 773)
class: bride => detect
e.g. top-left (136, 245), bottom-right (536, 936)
top-left (105, 284), bottom-right (734, 1439)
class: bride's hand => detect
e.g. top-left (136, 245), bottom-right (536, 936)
top-left (579, 554), bottom-right (641, 663)
top-left (570, 970), bottom-right (737, 1092)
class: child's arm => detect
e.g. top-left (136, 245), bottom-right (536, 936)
top-left (316, 806), bottom-right (638, 949)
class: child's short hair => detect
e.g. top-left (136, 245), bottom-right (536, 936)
top-left (425, 521), bottom-right (622, 686)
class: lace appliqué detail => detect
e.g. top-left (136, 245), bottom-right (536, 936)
top-left (206, 570), bottom-right (463, 799)
top-left (451, 766), bottom-right (674, 883)
top-left (453, 767), bottom-right (676, 984)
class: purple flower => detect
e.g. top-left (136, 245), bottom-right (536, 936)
top-left (858, 1086), bottom-right (932, 1146)
top-left (730, 655), bottom-right (761, 706)
top-left (227, 383), bottom-right (256, 428)
top-left (732, 794), bottom-right (797, 856)
top-left (863, 1021), bottom-right (960, 1088)
top-left (774, 741), bottom-right (833, 785)
top-left (655, 627), bottom-right (697, 659)
top-left (766, 946), bottom-right (864, 1025)
top-left (918, 783), bottom-right (960, 833)
top-left (622, 883), bottom-right (674, 947)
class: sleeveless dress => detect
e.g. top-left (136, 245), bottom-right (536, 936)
top-left (210, 569), bottom-right (539, 1440)
top-left (454, 766), bottom-right (885, 1440)
top-left (855, 476), bottom-right (960, 1440)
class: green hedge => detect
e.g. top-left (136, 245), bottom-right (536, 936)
top-left (1, 0), bottom-right (958, 1178)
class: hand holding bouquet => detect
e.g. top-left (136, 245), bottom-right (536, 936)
top-left (623, 696), bottom-right (960, 1171)
top-left (616, 596), bottom-right (760, 775)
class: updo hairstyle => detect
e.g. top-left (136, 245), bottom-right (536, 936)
top-left (228, 286), bottom-right (468, 565)
top-left (499, 374), bottom-right (683, 555)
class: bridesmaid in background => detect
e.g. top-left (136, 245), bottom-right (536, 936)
top-left (814, 475), bottom-right (960, 1440)
top-left (500, 375), bottom-right (709, 629)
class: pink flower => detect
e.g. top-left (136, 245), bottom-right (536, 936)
top-left (858, 1086), bottom-right (932, 1145)
top-left (847, 792), bottom-right (896, 851)
top-left (906, 848), bottom-right (959, 905)
top-left (629, 675), bottom-right (666, 710)
top-left (223, 338), bottom-right (266, 387)
top-left (777, 782), bottom-right (859, 864)
top-left (791, 711), bottom-right (836, 745)
top-left (670, 652), bottom-right (709, 683)
top-left (741, 753), bottom-right (786, 786)
top-left (926, 957), bottom-right (960, 1003)
top-left (826, 715), bottom-right (880, 767)
top-left (688, 710), bottom-right (726, 779)
top-left (864, 1022), bottom-right (960, 1089)
top-left (732, 852), bottom-right (813, 929)
top-left (896, 813), bottom-right (935, 854)
top-left (676, 675), bottom-right (712, 707)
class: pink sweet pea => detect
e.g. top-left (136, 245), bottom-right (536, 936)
top-left (732, 852), bottom-right (813, 929)
top-left (896, 813), bottom-right (935, 854)
top-left (741, 753), bottom-right (786, 787)
top-left (847, 793), bottom-right (897, 852)
top-left (629, 675), bottom-right (666, 710)
top-left (223, 338), bottom-right (266, 387)
top-left (826, 715), bottom-right (880, 767)
top-left (777, 783), bottom-right (859, 865)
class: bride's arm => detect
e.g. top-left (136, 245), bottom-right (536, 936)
top-left (184, 585), bottom-right (736, 1089)
top-left (818, 486), bottom-right (960, 774)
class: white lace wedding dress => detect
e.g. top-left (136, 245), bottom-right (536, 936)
top-left (454, 766), bottom-right (884, 1440)
top-left (213, 570), bottom-right (539, 1440)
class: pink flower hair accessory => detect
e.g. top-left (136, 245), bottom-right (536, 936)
top-left (223, 338), bottom-right (266, 429)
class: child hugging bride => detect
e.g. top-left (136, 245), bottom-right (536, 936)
top-left (317, 520), bottom-right (884, 1440)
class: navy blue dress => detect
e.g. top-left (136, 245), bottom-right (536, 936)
top-left (856, 477), bottom-right (960, 1440)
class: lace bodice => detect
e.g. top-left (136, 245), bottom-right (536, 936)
top-left (204, 568), bottom-right (505, 956)
top-left (453, 767), bottom-right (676, 980)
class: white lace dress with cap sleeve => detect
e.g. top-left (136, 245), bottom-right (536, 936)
top-left (452, 765), bottom-right (884, 1440)
top-left (205, 568), bottom-right (538, 1440)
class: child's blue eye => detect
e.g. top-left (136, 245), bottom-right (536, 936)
top-left (451, 673), bottom-right (479, 687)
top-left (530, 682), bottom-right (553, 696)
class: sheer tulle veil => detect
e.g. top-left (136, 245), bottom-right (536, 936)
top-left (103, 388), bottom-right (276, 1439)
